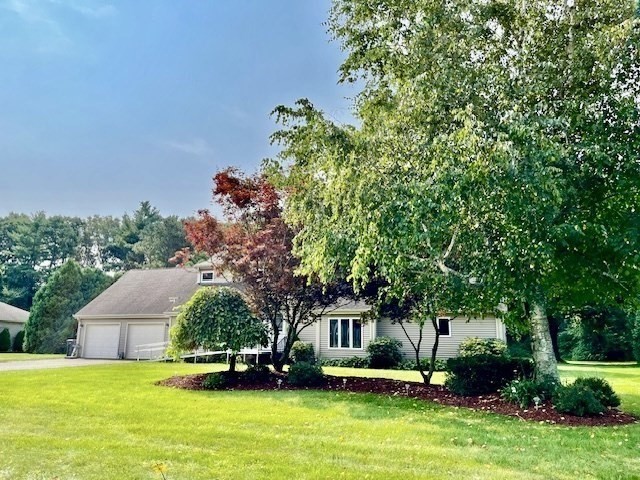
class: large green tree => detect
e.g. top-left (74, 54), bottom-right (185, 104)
top-left (273, 0), bottom-right (640, 380)
top-left (23, 261), bottom-right (113, 353)
top-left (169, 287), bottom-right (267, 372)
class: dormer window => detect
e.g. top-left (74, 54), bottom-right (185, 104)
top-left (200, 271), bottom-right (214, 284)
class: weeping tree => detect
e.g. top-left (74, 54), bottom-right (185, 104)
top-left (272, 0), bottom-right (640, 381)
top-left (169, 287), bottom-right (267, 372)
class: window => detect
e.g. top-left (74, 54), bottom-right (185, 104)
top-left (437, 317), bottom-right (451, 337)
top-left (200, 271), bottom-right (214, 283)
top-left (329, 318), bottom-right (363, 349)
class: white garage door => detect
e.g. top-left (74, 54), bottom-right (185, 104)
top-left (83, 324), bottom-right (121, 359)
top-left (125, 323), bottom-right (166, 360)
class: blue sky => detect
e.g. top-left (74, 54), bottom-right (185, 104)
top-left (0, 0), bottom-right (356, 218)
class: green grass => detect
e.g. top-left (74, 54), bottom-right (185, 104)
top-left (0, 353), bottom-right (64, 362)
top-left (0, 362), bottom-right (638, 480)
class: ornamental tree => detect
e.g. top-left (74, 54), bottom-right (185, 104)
top-left (177, 169), bottom-right (353, 372)
top-left (272, 0), bottom-right (640, 381)
top-left (169, 287), bottom-right (267, 372)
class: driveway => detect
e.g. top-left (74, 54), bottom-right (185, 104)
top-left (0, 358), bottom-right (124, 372)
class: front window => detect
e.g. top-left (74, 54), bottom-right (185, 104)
top-left (200, 271), bottom-right (214, 283)
top-left (438, 317), bottom-right (451, 337)
top-left (329, 318), bottom-right (363, 349)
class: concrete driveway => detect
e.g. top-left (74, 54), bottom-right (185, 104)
top-left (0, 358), bottom-right (123, 372)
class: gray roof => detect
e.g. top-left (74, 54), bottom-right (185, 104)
top-left (0, 302), bottom-right (29, 323)
top-left (75, 268), bottom-right (208, 317)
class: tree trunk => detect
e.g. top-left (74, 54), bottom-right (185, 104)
top-left (425, 318), bottom-right (440, 385)
top-left (228, 354), bottom-right (237, 373)
top-left (530, 301), bottom-right (560, 381)
top-left (271, 326), bottom-right (282, 372)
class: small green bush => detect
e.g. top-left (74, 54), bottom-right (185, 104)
top-left (288, 361), bottom-right (324, 387)
top-left (554, 383), bottom-right (606, 416)
top-left (396, 359), bottom-right (447, 372)
top-left (0, 328), bottom-right (10, 352)
top-left (202, 372), bottom-right (230, 390)
top-left (290, 341), bottom-right (316, 364)
top-left (458, 337), bottom-right (507, 357)
top-left (445, 354), bottom-right (534, 396)
top-left (367, 337), bottom-right (403, 369)
top-left (12, 330), bottom-right (24, 353)
top-left (501, 379), bottom-right (547, 408)
top-left (572, 377), bottom-right (620, 408)
top-left (320, 356), bottom-right (370, 368)
top-left (243, 364), bottom-right (271, 383)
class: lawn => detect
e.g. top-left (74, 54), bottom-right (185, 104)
top-left (0, 362), bottom-right (638, 480)
top-left (0, 353), bottom-right (64, 363)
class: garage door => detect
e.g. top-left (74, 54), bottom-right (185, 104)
top-left (83, 324), bottom-right (121, 359)
top-left (125, 323), bottom-right (166, 360)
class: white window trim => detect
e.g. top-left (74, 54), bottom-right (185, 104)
top-left (328, 317), bottom-right (364, 350)
top-left (200, 271), bottom-right (214, 284)
top-left (437, 317), bottom-right (452, 338)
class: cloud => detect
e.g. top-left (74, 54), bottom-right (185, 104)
top-left (164, 138), bottom-right (215, 157)
top-left (48, 0), bottom-right (117, 18)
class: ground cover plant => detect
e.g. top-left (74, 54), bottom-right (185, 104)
top-left (0, 362), bottom-right (638, 480)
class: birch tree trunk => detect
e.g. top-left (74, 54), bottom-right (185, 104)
top-left (530, 301), bottom-right (560, 381)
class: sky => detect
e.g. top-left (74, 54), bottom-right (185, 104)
top-left (0, 0), bottom-right (357, 218)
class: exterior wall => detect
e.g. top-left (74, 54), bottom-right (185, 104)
top-left (77, 316), bottom-right (169, 358)
top-left (0, 321), bottom-right (26, 345)
top-left (377, 316), bottom-right (502, 359)
top-left (316, 315), bottom-right (372, 359)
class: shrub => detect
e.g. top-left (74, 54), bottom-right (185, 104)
top-left (288, 361), bottom-right (324, 387)
top-left (553, 383), bottom-right (606, 416)
top-left (572, 377), bottom-right (620, 408)
top-left (202, 372), bottom-right (231, 390)
top-left (319, 356), bottom-right (370, 368)
top-left (243, 364), bottom-right (271, 383)
top-left (12, 330), bottom-right (24, 353)
top-left (444, 354), bottom-right (534, 396)
top-left (501, 379), bottom-right (548, 408)
top-left (396, 359), bottom-right (447, 372)
top-left (458, 337), bottom-right (507, 357)
top-left (367, 337), bottom-right (403, 369)
top-left (0, 328), bottom-right (10, 352)
top-left (290, 341), bottom-right (316, 364)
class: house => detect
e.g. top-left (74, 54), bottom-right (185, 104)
top-left (0, 301), bottom-right (29, 348)
top-left (73, 264), bottom-right (506, 360)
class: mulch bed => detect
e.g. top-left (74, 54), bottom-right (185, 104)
top-left (157, 373), bottom-right (638, 427)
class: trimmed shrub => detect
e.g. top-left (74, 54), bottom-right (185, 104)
top-left (320, 356), bottom-right (370, 368)
top-left (202, 372), bottom-right (231, 390)
top-left (367, 337), bottom-right (403, 369)
top-left (444, 354), bottom-right (534, 396)
top-left (572, 377), bottom-right (620, 408)
top-left (554, 383), bottom-right (605, 416)
top-left (0, 328), bottom-right (10, 352)
top-left (288, 361), bottom-right (324, 387)
top-left (501, 379), bottom-right (549, 408)
top-left (290, 341), bottom-right (316, 364)
top-left (459, 337), bottom-right (507, 357)
top-left (12, 330), bottom-right (24, 353)
top-left (396, 359), bottom-right (447, 372)
top-left (243, 364), bottom-right (271, 383)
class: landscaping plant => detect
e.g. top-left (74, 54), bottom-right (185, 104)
top-left (288, 361), bottom-right (324, 387)
top-left (366, 337), bottom-right (403, 369)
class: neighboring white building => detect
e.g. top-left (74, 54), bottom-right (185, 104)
top-left (74, 264), bottom-right (506, 360)
top-left (0, 302), bottom-right (29, 348)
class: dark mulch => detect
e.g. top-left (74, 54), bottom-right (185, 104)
top-left (157, 372), bottom-right (638, 427)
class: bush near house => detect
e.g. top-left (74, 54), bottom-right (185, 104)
top-left (288, 361), bottom-right (324, 387)
top-left (290, 341), bottom-right (316, 364)
top-left (0, 328), bottom-right (11, 352)
top-left (445, 354), bottom-right (535, 396)
top-left (12, 330), bottom-right (24, 353)
top-left (366, 336), bottom-right (403, 369)
top-left (458, 337), bottom-right (507, 357)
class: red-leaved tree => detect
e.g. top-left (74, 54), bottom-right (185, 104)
top-left (178, 169), bottom-right (351, 371)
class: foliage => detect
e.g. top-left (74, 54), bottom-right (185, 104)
top-left (12, 330), bottom-right (24, 353)
top-left (0, 328), bottom-right (11, 352)
top-left (634, 312), bottom-right (640, 362)
top-left (242, 364), bottom-right (271, 383)
top-left (366, 337), bottom-right (403, 369)
top-left (169, 287), bottom-right (267, 372)
top-left (23, 261), bottom-right (113, 353)
top-left (396, 359), bottom-right (447, 372)
top-left (273, 0), bottom-right (640, 383)
top-left (558, 308), bottom-right (636, 361)
top-left (572, 377), bottom-right (620, 408)
top-left (290, 341), bottom-right (316, 364)
top-left (459, 338), bottom-right (507, 358)
top-left (500, 379), bottom-right (551, 409)
top-left (202, 372), bottom-right (230, 390)
top-left (445, 355), bottom-right (534, 396)
top-left (553, 383), bottom-right (606, 417)
top-left (320, 356), bottom-right (370, 368)
top-left (177, 169), bottom-right (353, 372)
top-left (287, 361), bottom-right (324, 387)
